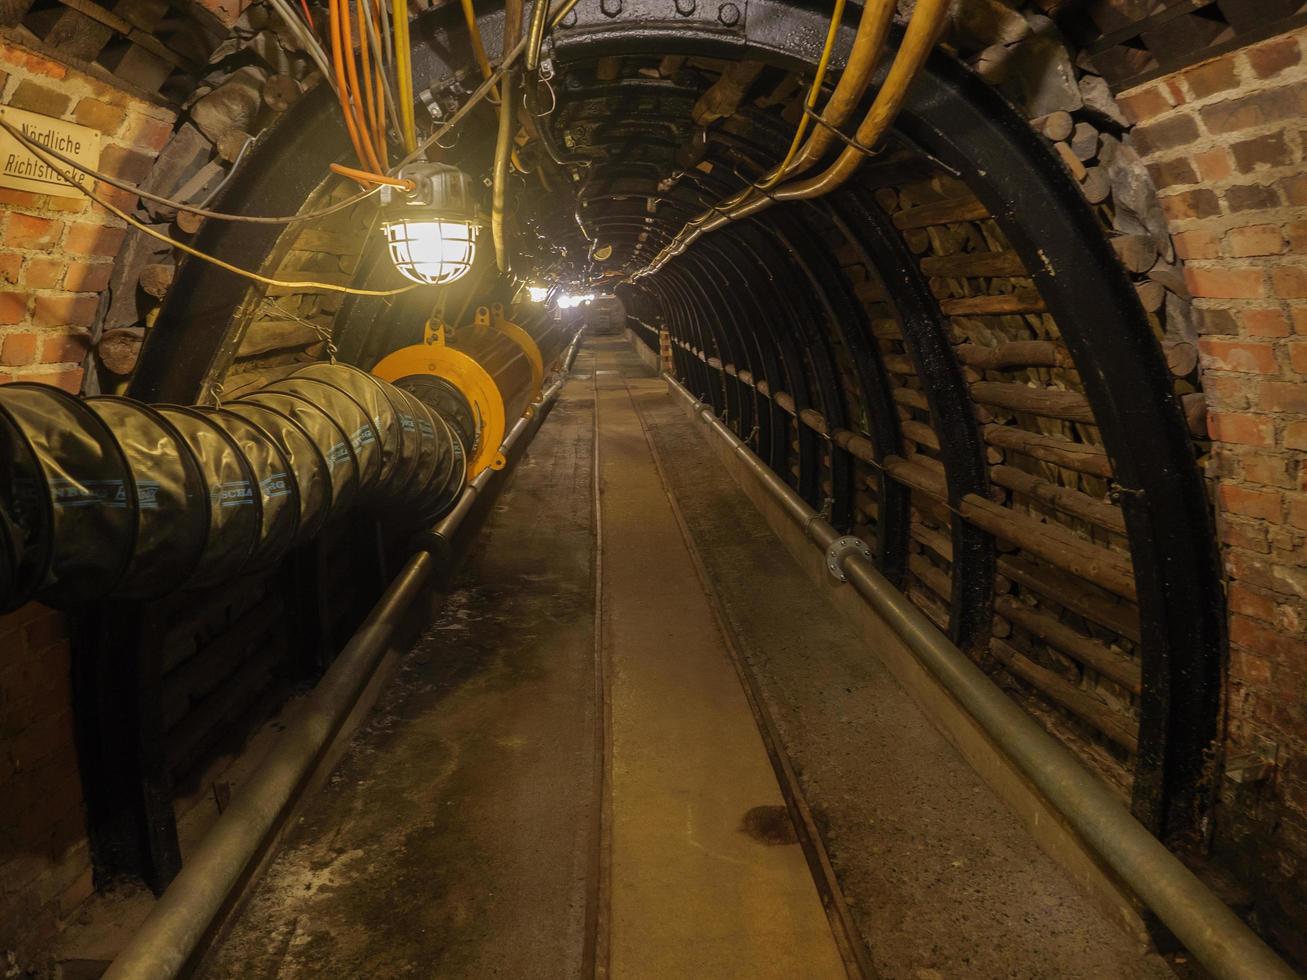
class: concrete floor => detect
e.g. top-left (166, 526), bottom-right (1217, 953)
top-left (203, 337), bottom-right (1171, 979)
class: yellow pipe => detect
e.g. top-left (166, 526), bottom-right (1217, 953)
top-left (643, 0), bottom-right (887, 259)
top-left (638, 0), bottom-right (950, 276)
top-left (392, 0), bottom-right (417, 152)
top-left (747, 0), bottom-right (846, 193)
top-left (525, 0), bottom-right (550, 71)
top-left (785, 0), bottom-right (896, 177)
top-left (492, 69), bottom-right (517, 272)
top-left (460, 0), bottom-right (501, 103)
top-left (773, 0), bottom-right (950, 199)
top-left (674, 0), bottom-right (847, 235)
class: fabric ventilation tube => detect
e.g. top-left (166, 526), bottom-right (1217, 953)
top-left (0, 363), bottom-right (467, 612)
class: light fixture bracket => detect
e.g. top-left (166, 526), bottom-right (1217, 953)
top-left (381, 163), bottom-right (482, 222)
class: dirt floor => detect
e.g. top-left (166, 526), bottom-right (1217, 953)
top-left (203, 336), bottom-right (1172, 979)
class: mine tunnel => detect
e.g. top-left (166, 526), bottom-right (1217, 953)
top-left (1, 0), bottom-right (1306, 975)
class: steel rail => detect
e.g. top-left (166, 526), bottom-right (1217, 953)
top-left (667, 375), bottom-right (1297, 980)
top-left (104, 333), bottom-right (582, 980)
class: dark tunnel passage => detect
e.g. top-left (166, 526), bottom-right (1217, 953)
top-left (126, 0), bottom-right (1221, 848)
top-left (1, 0), bottom-right (1305, 976)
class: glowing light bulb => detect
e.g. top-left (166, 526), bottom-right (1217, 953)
top-left (379, 164), bottom-right (481, 286)
top-left (382, 219), bottom-right (478, 285)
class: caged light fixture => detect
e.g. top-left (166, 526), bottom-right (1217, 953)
top-left (380, 163), bottom-right (482, 285)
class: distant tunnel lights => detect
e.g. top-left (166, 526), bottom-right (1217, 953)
top-left (557, 292), bottom-right (595, 309)
top-left (381, 164), bottom-right (481, 285)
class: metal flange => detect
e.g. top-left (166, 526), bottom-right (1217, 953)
top-left (825, 535), bottom-right (872, 583)
top-left (371, 322), bottom-right (508, 479)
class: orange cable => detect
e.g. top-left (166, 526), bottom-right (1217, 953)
top-left (369, 0), bottom-right (388, 169)
top-left (338, 0), bottom-right (383, 171)
top-left (357, 0), bottom-right (380, 161)
top-left (328, 162), bottom-right (413, 189)
top-left (329, 0), bottom-right (369, 168)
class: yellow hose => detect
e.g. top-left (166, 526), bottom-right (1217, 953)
top-left (460, 0), bottom-right (501, 104)
top-left (392, 0), bottom-right (417, 152)
top-left (657, 0), bottom-right (848, 237)
top-left (750, 0), bottom-right (847, 192)
top-left (773, 0), bottom-right (951, 199)
top-left (787, 0), bottom-right (896, 176)
top-left (639, 0), bottom-right (950, 276)
top-left (492, 69), bottom-right (517, 272)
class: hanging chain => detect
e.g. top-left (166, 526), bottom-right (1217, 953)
top-left (257, 299), bottom-right (339, 363)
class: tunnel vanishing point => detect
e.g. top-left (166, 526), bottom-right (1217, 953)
top-left (1, 0), bottom-right (1307, 976)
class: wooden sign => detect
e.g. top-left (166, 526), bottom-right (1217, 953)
top-left (0, 105), bottom-right (100, 199)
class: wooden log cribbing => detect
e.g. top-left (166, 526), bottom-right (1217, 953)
top-left (908, 552), bottom-right (953, 605)
top-left (689, 358), bottom-right (1135, 599)
top-left (990, 464), bottom-right (1126, 535)
top-left (955, 339), bottom-right (1076, 371)
top-left (969, 381), bottom-right (1097, 424)
top-left (981, 425), bottom-right (1114, 478)
top-left (994, 596), bottom-right (1141, 694)
top-left (998, 555), bottom-right (1140, 644)
top-left (919, 249), bottom-right (1027, 278)
top-left (989, 639), bottom-right (1139, 753)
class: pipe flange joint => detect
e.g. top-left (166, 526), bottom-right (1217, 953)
top-left (825, 535), bottom-right (871, 583)
top-left (411, 529), bottom-right (453, 565)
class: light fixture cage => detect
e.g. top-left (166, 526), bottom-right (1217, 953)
top-left (380, 164), bottom-right (482, 286)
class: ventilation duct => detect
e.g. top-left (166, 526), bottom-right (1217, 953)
top-left (0, 363), bottom-right (466, 612)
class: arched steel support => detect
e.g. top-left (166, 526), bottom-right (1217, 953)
top-left (694, 237), bottom-right (789, 468)
top-left (772, 204), bottom-right (910, 586)
top-left (672, 251), bottom-right (757, 438)
top-left (830, 187), bottom-right (995, 652)
top-left (663, 263), bottom-right (743, 427)
top-left (892, 46), bottom-right (1224, 844)
top-left (763, 217), bottom-right (858, 531)
top-left (709, 225), bottom-right (822, 503)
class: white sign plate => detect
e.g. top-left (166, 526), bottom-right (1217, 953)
top-left (0, 105), bottom-right (101, 199)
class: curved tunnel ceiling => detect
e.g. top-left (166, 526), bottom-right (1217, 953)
top-left (128, 0), bottom-right (1223, 848)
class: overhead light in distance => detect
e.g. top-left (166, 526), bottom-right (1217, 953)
top-left (527, 285), bottom-right (550, 302)
top-left (557, 292), bottom-right (596, 309)
top-left (380, 163), bottom-right (481, 285)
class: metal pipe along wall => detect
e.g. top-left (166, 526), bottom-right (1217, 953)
top-left (666, 376), bottom-right (1298, 980)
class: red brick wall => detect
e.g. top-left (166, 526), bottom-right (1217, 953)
top-left (1, 40), bottom-right (174, 393)
top-left (1, 37), bottom-right (175, 968)
top-left (1119, 27), bottom-right (1307, 957)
